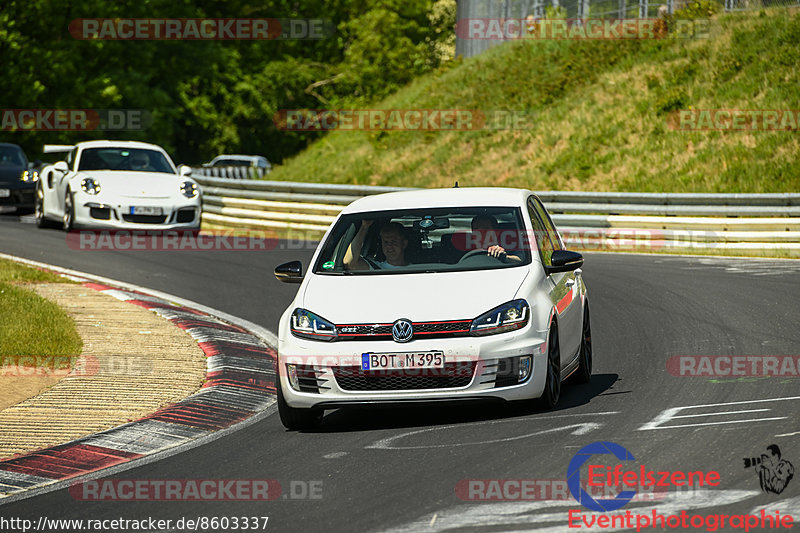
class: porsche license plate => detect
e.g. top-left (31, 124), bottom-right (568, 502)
top-left (361, 351), bottom-right (444, 370)
top-left (0, 189), bottom-right (10, 198)
top-left (129, 206), bottom-right (162, 216)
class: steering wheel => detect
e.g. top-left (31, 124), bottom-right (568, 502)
top-left (458, 249), bottom-right (507, 263)
top-left (364, 256), bottom-right (381, 269)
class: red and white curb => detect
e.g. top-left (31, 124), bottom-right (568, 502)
top-left (0, 255), bottom-right (277, 501)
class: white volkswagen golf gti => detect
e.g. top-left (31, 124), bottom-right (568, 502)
top-left (274, 188), bottom-right (591, 430)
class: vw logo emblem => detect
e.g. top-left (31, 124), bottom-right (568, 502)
top-left (392, 319), bottom-right (413, 343)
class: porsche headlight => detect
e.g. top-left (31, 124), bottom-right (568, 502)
top-left (181, 181), bottom-right (198, 198)
top-left (21, 170), bottom-right (39, 182)
top-left (471, 299), bottom-right (530, 336)
top-left (81, 177), bottom-right (101, 195)
top-left (290, 308), bottom-right (337, 341)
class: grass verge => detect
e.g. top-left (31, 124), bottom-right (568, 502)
top-left (0, 259), bottom-right (82, 358)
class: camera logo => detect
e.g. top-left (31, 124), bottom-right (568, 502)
top-left (744, 444), bottom-right (794, 495)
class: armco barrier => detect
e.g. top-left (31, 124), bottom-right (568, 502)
top-left (192, 176), bottom-right (800, 255)
top-left (191, 166), bottom-right (267, 180)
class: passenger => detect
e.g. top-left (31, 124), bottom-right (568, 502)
top-left (344, 220), bottom-right (409, 270)
top-left (471, 215), bottom-right (522, 262)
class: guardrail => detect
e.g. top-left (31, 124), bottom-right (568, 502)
top-left (193, 176), bottom-right (800, 255)
top-left (190, 166), bottom-right (267, 179)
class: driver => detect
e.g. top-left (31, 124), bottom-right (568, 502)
top-left (344, 220), bottom-right (408, 270)
top-left (130, 151), bottom-right (151, 171)
top-left (470, 215), bottom-right (522, 262)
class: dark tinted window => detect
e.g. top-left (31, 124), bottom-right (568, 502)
top-left (78, 148), bottom-right (174, 173)
top-left (0, 145), bottom-right (26, 167)
top-left (527, 197), bottom-right (555, 266)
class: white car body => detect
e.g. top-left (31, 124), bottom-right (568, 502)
top-left (205, 154), bottom-right (271, 173)
top-left (275, 187), bottom-right (591, 429)
top-left (36, 140), bottom-right (201, 230)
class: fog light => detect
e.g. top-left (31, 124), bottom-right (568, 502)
top-left (519, 355), bottom-right (532, 382)
top-left (287, 364), bottom-right (299, 391)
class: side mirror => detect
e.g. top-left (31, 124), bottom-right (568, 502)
top-left (54, 161), bottom-right (69, 173)
top-left (545, 250), bottom-right (583, 275)
top-left (179, 165), bottom-right (193, 177)
top-left (275, 261), bottom-right (303, 284)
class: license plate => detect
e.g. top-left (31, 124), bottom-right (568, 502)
top-left (361, 351), bottom-right (445, 370)
top-left (0, 189), bottom-right (10, 198)
top-left (129, 206), bottom-right (162, 216)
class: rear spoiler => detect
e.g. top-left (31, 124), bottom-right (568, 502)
top-left (43, 144), bottom-right (74, 153)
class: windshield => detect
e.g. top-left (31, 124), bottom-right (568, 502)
top-left (77, 147), bottom-right (175, 173)
top-left (0, 145), bottom-right (26, 167)
top-left (314, 207), bottom-right (532, 275)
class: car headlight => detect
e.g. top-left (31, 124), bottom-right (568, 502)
top-left (471, 299), bottom-right (530, 336)
top-left (81, 177), bottom-right (101, 195)
top-left (181, 181), bottom-right (198, 198)
top-left (21, 170), bottom-right (39, 182)
top-left (290, 308), bottom-right (337, 341)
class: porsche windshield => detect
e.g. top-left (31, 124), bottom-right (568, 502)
top-left (313, 207), bottom-right (532, 275)
top-left (77, 148), bottom-right (174, 173)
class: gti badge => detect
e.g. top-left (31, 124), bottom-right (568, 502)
top-left (392, 319), bottom-right (413, 343)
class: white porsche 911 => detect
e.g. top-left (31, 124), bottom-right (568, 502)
top-left (273, 187), bottom-right (591, 430)
top-left (35, 140), bottom-right (201, 230)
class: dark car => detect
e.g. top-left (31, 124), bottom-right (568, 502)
top-left (0, 143), bottom-right (37, 211)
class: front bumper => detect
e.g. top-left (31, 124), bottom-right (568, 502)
top-left (0, 183), bottom-right (35, 208)
top-left (73, 195), bottom-right (201, 230)
top-left (278, 330), bottom-right (548, 409)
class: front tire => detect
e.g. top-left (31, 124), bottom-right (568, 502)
top-left (277, 378), bottom-right (322, 431)
top-left (35, 184), bottom-right (55, 228)
top-left (539, 323), bottom-right (561, 409)
top-left (63, 189), bottom-right (74, 231)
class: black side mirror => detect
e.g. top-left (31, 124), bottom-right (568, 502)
top-left (545, 250), bottom-right (583, 275)
top-left (275, 261), bottom-right (303, 283)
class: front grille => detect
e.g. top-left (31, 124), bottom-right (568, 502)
top-left (333, 362), bottom-right (476, 391)
top-left (176, 208), bottom-right (196, 223)
top-left (89, 207), bottom-right (111, 220)
top-left (336, 319), bottom-right (472, 341)
top-left (292, 364), bottom-right (328, 394)
top-left (122, 214), bottom-right (168, 224)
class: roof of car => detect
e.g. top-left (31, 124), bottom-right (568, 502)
top-left (212, 154), bottom-right (265, 161)
top-left (75, 140), bottom-right (166, 151)
top-left (341, 187), bottom-right (533, 213)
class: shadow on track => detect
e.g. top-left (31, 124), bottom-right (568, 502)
top-left (302, 373), bottom-right (620, 433)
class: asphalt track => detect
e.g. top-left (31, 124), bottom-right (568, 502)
top-left (1, 212), bottom-right (799, 532)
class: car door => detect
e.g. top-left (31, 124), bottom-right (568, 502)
top-left (527, 196), bottom-right (582, 365)
top-left (42, 149), bottom-right (74, 218)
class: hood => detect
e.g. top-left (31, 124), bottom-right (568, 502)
top-left (75, 171), bottom-right (184, 198)
top-left (0, 166), bottom-right (24, 184)
top-left (301, 267), bottom-right (529, 323)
